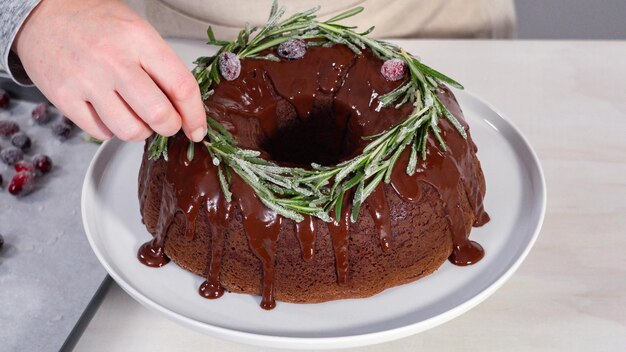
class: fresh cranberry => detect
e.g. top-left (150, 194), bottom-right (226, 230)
top-left (218, 52), bottom-right (241, 81)
top-left (0, 147), bottom-right (24, 165)
top-left (8, 171), bottom-right (36, 196)
top-left (381, 58), bottom-right (407, 81)
top-left (11, 132), bottom-right (31, 151)
top-left (0, 89), bottom-right (9, 109)
top-left (277, 39), bottom-right (307, 60)
top-left (32, 154), bottom-right (53, 174)
top-left (14, 160), bottom-right (35, 173)
top-left (0, 120), bottom-right (20, 137)
top-left (52, 121), bottom-right (72, 140)
top-left (32, 103), bottom-right (51, 124)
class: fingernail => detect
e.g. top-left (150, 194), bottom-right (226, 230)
top-left (191, 127), bottom-right (206, 142)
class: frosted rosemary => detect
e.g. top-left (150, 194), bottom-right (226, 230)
top-left (149, 1), bottom-right (467, 223)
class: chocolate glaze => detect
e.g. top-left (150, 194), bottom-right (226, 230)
top-left (365, 185), bottom-right (393, 253)
top-left (137, 238), bottom-right (170, 267)
top-left (200, 150), bottom-right (234, 299)
top-left (327, 194), bottom-right (353, 285)
top-left (295, 215), bottom-right (316, 262)
top-left (231, 174), bottom-right (282, 309)
top-left (137, 44), bottom-right (489, 309)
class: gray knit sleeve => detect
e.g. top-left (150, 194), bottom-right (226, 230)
top-left (1, 0), bottom-right (42, 86)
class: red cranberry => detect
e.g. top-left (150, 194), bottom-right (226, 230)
top-left (0, 147), bottom-right (24, 165)
top-left (0, 120), bottom-right (20, 137)
top-left (381, 58), bottom-right (407, 81)
top-left (11, 132), bottom-right (31, 151)
top-left (32, 154), bottom-right (53, 174)
top-left (218, 52), bottom-right (241, 81)
top-left (14, 160), bottom-right (35, 173)
top-left (0, 89), bottom-right (9, 109)
top-left (32, 103), bottom-right (51, 124)
top-left (277, 39), bottom-right (306, 60)
top-left (8, 171), bottom-right (36, 196)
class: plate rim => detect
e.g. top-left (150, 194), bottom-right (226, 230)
top-left (81, 90), bottom-right (547, 349)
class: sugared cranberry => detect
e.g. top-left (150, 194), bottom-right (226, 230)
top-left (0, 89), bottom-right (10, 109)
top-left (0, 147), bottom-right (24, 165)
top-left (14, 160), bottom-right (35, 173)
top-left (8, 171), bottom-right (36, 196)
top-left (32, 154), bottom-right (52, 174)
top-left (0, 120), bottom-right (20, 137)
top-left (277, 39), bottom-right (306, 60)
top-left (381, 58), bottom-right (407, 81)
top-left (52, 121), bottom-right (73, 141)
top-left (218, 52), bottom-right (241, 81)
top-left (11, 132), bottom-right (31, 151)
top-left (32, 103), bottom-right (51, 124)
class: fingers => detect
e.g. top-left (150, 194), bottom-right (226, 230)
top-left (139, 43), bottom-right (206, 142)
top-left (90, 91), bottom-right (153, 142)
top-left (115, 66), bottom-right (182, 137)
top-left (60, 101), bottom-right (113, 141)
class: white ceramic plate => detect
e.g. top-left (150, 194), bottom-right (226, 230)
top-left (82, 90), bottom-right (546, 350)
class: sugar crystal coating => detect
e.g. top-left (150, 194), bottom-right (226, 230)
top-left (32, 103), bottom-right (51, 125)
top-left (218, 52), bottom-right (241, 81)
top-left (52, 121), bottom-right (72, 141)
top-left (0, 147), bottom-right (24, 165)
top-left (381, 58), bottom-right (407, 81)
top-left (0, 120), bottom-right (20, 137)
top-left (277, 39), bottom-right (307, 60)
top-left (11, 132), bottom-right (31, 151)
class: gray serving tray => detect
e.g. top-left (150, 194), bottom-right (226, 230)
top-left (0, 72), bottom-right (107, 352)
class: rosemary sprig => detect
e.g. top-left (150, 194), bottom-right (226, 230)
top-left (149, 0), bottom-right (467, 223)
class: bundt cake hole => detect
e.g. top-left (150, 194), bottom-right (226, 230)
top-left (261, 99), bottom-right (358, 167)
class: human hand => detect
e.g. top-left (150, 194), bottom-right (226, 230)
top-left (13, 0), bottom-right (207, 142)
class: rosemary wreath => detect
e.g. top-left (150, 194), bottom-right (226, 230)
top-left (148, 1), bottom-right (467, 223)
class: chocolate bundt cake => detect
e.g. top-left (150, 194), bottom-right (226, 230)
top-left (137, 4), bottom-right (489, 310)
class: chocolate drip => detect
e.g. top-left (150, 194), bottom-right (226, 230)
top-left (199, 159), bottom-right (234, 299)
top-left (295, 215), bottom-right (316, 261)
top-left (199, 215), bottom-right (230, 299)
top-left (138, 237), bottom-right (170, 267)
top-left (167, 141), bottom-right (234, 298)
top-left (327, 197), bottom-right (352, 285)
top-left (231, 175), bottom-right (283, 310)
top-left (200, 205), bottom-right (232, 299)
top-left (137, 182), bottom-right (175, 267)
top-left (365, 185), bottom-right (392, 253)
top-left (439, 91), bottom-right (490, 228)
top-left (389, 88), bottom-right (488, 266)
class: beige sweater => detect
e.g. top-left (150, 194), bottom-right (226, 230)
top-left (126, 0), bottom-right (516, 40)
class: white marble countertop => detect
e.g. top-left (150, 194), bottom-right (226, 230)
top-left (74, 39), bottom-right (626, 351)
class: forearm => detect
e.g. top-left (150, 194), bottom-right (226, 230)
top-left (0, 0), bottom-right (42, 85)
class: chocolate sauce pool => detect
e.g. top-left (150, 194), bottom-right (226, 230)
top-left (138, 45), bottom-right (489, 309)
